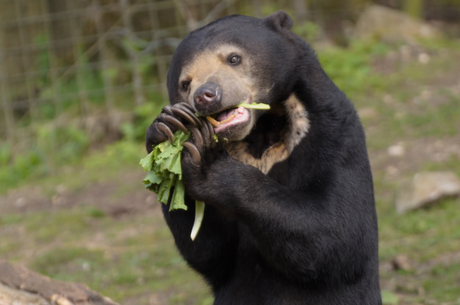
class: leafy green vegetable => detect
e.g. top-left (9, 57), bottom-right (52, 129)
top-left (140, 103), bottom-right (268, 239)
top-left (237, 102), bottom-right (270, 110)
top-left (191, 200), bottom-right (205, 240)
top-left (140, 130), bottom-right (205, 240)
top-left (141, 130), bottom-right (189, 211)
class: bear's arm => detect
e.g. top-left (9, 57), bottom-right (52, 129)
top-left (161, 195), bottom-right (238, 287)
top-left (183, 149), bottom-right (376, 284)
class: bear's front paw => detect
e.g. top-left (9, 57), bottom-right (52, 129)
top-left (145, 102), bottom-right (202, 153)
top-left (181, 119), bottom-right (228, 201)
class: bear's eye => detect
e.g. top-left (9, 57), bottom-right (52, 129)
top-left (228, 55), bottom-right (241, 65)
top-left (181, 81), bottom-right (190, 91)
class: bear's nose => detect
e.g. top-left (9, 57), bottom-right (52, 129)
top-left (194, 83), bottom-right (222, 106)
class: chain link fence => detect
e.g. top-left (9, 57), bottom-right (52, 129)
top-left (0, 0), bottom-right (267, 146)
top-left (1, 0), bottom-right (459, 148)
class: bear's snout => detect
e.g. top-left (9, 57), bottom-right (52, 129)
top-left (194, 82), bottom-right (222, 110)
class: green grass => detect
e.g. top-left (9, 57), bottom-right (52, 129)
top-left (2, 205), bottom-right (212, 304)
top-left (318, 38), bottom-right (460, 151)
top-left (424, 263), bottom-right (460, 301)
top-left (379, 199), bottom-right (460, 262)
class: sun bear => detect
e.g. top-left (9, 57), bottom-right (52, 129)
top-left (145, 10), bottom-right (382, 305)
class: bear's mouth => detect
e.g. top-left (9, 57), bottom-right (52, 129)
top-left (206, 106), bottom-right (251, 134)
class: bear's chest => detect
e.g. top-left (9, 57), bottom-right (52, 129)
top-left (223, 94), bottom-right (309, 176)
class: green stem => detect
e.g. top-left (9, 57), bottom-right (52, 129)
top-left (190, 200), bottom-right (205, 240)
top-left (237, 102), bottom-right (270, 110)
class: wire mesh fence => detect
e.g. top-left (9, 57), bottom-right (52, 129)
top-left (0, 0), bottom-right (459, 148)
top-left (0, 0), bottom-right (258, 146)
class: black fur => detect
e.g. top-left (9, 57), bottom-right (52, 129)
top-left (155, 11), bottom-right (381, 304)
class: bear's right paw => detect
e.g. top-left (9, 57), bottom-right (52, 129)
top-left (182, 119), bottom-right (218, 167)
top-left (145, 102), bottom-right (201, 152)
top-left (180, 119), bottom-right (234, 203)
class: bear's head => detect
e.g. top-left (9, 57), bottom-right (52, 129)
top-left (167, 11), bottom-right (300, 142)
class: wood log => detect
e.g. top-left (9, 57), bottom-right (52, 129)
top-left (0, 261), bottom-right (119, 305)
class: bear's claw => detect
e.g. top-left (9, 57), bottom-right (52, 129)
top-left (182, 142), bottom-right (201, 165)
top-left (201, 120), bottom-right (214, 147)
top-left (163, 116), bottom-right (188, 134)
top-left (187, 125), bottom-right (204, 148)
top-left (157, 122), bottom-right (175, 145)
top-left (176, 103), bottom-right (202, 127)
top-left (171, 107), bottom-right (199, 127)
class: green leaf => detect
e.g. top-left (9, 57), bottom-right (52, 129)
top-left (143, 170), bottom-right (163, 186)
top-left (140, 128), bottom-right (204, 239)
top-left (139, 130), bottom-right (190, 206)
top-left (139, 151), bottom-right (155, 171)
top-left (237, 102), bottom-right (270, 110)
top-left (157, 151), bottom-right (181, 175)
top-left (146, 182), bottom-right (159, 193)
top-left (170, 179), bottom-right (187, 211)
top-left (158, 174), bottom-right (176, 204)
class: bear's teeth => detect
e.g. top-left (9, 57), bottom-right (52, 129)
top-left (219, 113), bottom-right (238, 124)
top-left (216, 108), bottom-right (238, 121)
top-left (206, 109), bottom-right (241, 127)
top-left (206, 116), bottom-right (221, 127)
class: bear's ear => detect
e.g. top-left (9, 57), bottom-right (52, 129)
top-left (262, 10), bottom-right (294, 31)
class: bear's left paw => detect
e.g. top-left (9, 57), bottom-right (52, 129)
top-left (182, 119), bottom-right (219, 166)
top-left (181, 119), bottom-right (231, 201)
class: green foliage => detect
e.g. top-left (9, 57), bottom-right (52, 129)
top-left (0, 205), bottom-right (212, 303)
top-left (141, 130), bottom-right (189, 210)
top-left (293, 21), bottom-right (321, 41)
top-left (423, 264), bottom-right (460, 301)
top-left (121, 100), bottom-right (165, 142)
top-left (85, 206), bottom-right (106, 218)
top-left (0, 214), bottom-right (24, 226)
top-left (0, 143), bottom-right (12, 167)
top-left (318, 39), bottom-right (389, 97)
top-left (379, 199), bottom-right (460, 262)
top-left (31, 247), bottom-right (105, 277)
top-left (25, 210), bottom-right (90, 242)
top-left (381, 290), bottom-right (399, 304)
top-left (0, 145), bottom-right (45, 194)
top-left (37, 125), bottom-right (89, 164)
top-left (0, 125), bottom-right (90, 193)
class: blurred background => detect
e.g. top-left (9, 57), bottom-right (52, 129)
top-left (0, 0), bottom-right (459, 304)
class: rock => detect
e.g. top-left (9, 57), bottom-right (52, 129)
top-left (418, 52), bottom-right (430, 64)
top-left (391, 254), bottom-right (411, 271)
top-left (387, 143), bottom-right (405, 157)
top-left (386, 166), bottom-right (399, 177)
top-left (353, 5), bottom-right (442, 44)
top-left (14, 197), bottom-right (26, 208)
top-left (0, 261), bottom-right (119, 305)
top-left (395, 282), bottom-right (420, 294)
top-left (395, 172), bottom-right (460, 213)
top-left (358, 107), bottom-right (378, 119)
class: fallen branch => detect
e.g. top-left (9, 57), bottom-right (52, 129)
top-left (0, 261), bottom-right (118, 305)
